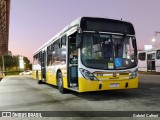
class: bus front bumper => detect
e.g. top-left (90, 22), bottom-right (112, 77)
top-left (78, 77), bottom-right (138, 92)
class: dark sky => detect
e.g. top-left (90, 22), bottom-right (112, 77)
top-left (9, 0), bottom-right (160, 61)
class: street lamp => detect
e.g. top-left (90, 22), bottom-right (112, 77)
top-left (2, 55), bottom-right (5, 76)
top-left (152, 31), bottom-right (160, 48)
top-left (152, 38), bottom-right (155, 42)
top-left (152, 38), bottom-right (156, 48)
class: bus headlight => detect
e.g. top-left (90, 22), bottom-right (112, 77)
top-left (129, 69), bottom-right (138, 79)
top-left (79, 68), bottom-right (99, 81)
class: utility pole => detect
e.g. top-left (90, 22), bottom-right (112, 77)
top-left (2, 55), bottom-right (5, 76)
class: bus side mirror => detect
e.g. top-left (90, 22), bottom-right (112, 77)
top-left (76, 33), bottom-right (82, 48)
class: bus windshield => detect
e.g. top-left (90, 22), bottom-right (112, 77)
top-left (81, 32), bottom-right (137, 70)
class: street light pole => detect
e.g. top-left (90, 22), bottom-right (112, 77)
top-left (2, 55), bottom-right (5, 76)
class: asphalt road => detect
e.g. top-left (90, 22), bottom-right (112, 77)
top-left (0, 74), bottom-right (159, 120)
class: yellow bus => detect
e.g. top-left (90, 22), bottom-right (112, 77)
top-left (32, 17), bottom-right (138, 93)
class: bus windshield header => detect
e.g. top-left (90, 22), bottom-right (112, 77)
top-left (80, 17), bottom-right (135, 35)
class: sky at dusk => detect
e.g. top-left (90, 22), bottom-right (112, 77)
top-left (9, 0), bottom-right (160, 62)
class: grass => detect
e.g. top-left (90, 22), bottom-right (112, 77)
top-left (4, 71), bottom-right (23, 75)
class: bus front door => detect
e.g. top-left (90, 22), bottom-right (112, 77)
top-left (68, 36), bottom-right (78, 89)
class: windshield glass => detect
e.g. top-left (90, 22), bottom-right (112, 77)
top-left (81, 32), bottom-right (137, 70)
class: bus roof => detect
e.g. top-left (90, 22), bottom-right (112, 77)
top-left (33, 17), bottom-right (82, 55)
top-left (33, 16), bottom-right (134, 56)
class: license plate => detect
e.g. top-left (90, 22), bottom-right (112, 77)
top-left (110, 83), bottom-right (119, 87)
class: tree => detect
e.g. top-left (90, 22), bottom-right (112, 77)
top-left (0, 55), bottom-right (31, 71)
top-left (23, 56), bottom-right (31, 70)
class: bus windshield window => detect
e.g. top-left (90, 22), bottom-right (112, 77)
top-left (81, 33), bottom-right (137, 70)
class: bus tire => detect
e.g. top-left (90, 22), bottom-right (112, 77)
top-left (36, 71), bottom-right (38, 80)
top-left (57, 72), bottom-right (66, 94)
top-left (38, 80), bottom-right (43, 84)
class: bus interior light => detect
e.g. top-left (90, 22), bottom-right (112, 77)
top-left (79, 68), bottom-right (99, 81)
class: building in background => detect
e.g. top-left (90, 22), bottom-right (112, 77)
top-left (0, 0), bottom-right (10, 56)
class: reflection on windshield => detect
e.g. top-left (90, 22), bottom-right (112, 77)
top-left (81, 33), bottom-right (137, 70)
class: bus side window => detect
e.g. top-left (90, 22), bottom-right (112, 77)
top-left (33, 54), bottom-right (38, 65)
top-left (138, 52), bottom-right (146, 61)
top-left (61, 35), bottom-right (66, 46)
top-left (52, 40), bottom-right (60, 64)
top-left (38, 52), bottom-right (41, 65)
top-left (61, 35), bottom-right (67, 63)
top-left (55, 40), bottom-right (60, 62)
top-left (47, 45), bottom-right (52, 66)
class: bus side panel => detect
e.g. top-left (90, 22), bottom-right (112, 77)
top-left (38, 71), bottom-right (41, 80)
top-left (45, 73), bottom-right (67, 87)
top-left (32, 70), bottom-right (36, 79)
top-left (46, 70), bottom-right (52, 83)
top-left (46, 70), bottom-right (57, 85)
top-left (78, 77), bottom-right (138, 92)
top-left (45, 68), bottom-right (68, 87)
top-left (52, 75), bottom-right (57, 85)
top-left (156, 59), bottom-right (160, 72)
top-left (32, 70), bottom-right (41, 80)
top-left (63, 76), bottom-right (68, 88)
top-left (61, 68), bottom-right (68, 88)
top-left (138, 60), bottom-right (147, 72)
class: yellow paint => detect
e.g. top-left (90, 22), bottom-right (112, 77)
top-left (38, 71), bottom-right (41, 80)
top-left (32, 71), bottom-right (36, 79)
top-left (78, 77), bottom-right (138, 92)
top-left (46, 70), bottom-right (57, 85)
top-left (33, 68), bottom-right (138, 93)
top-left (63, 76), bottom-right (68, 88)
top-left (32, 70), bottom-right (41, 80)
top-left (45, 70), bottom-right (68, 88)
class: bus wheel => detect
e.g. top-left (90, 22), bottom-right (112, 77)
top-left (38, 80), bottom-right (43, 84)
top-left (57, 72), bottom-right (66, 93)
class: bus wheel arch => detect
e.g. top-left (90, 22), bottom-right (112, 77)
top-left (56, 70), bottom-right (66, 93)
